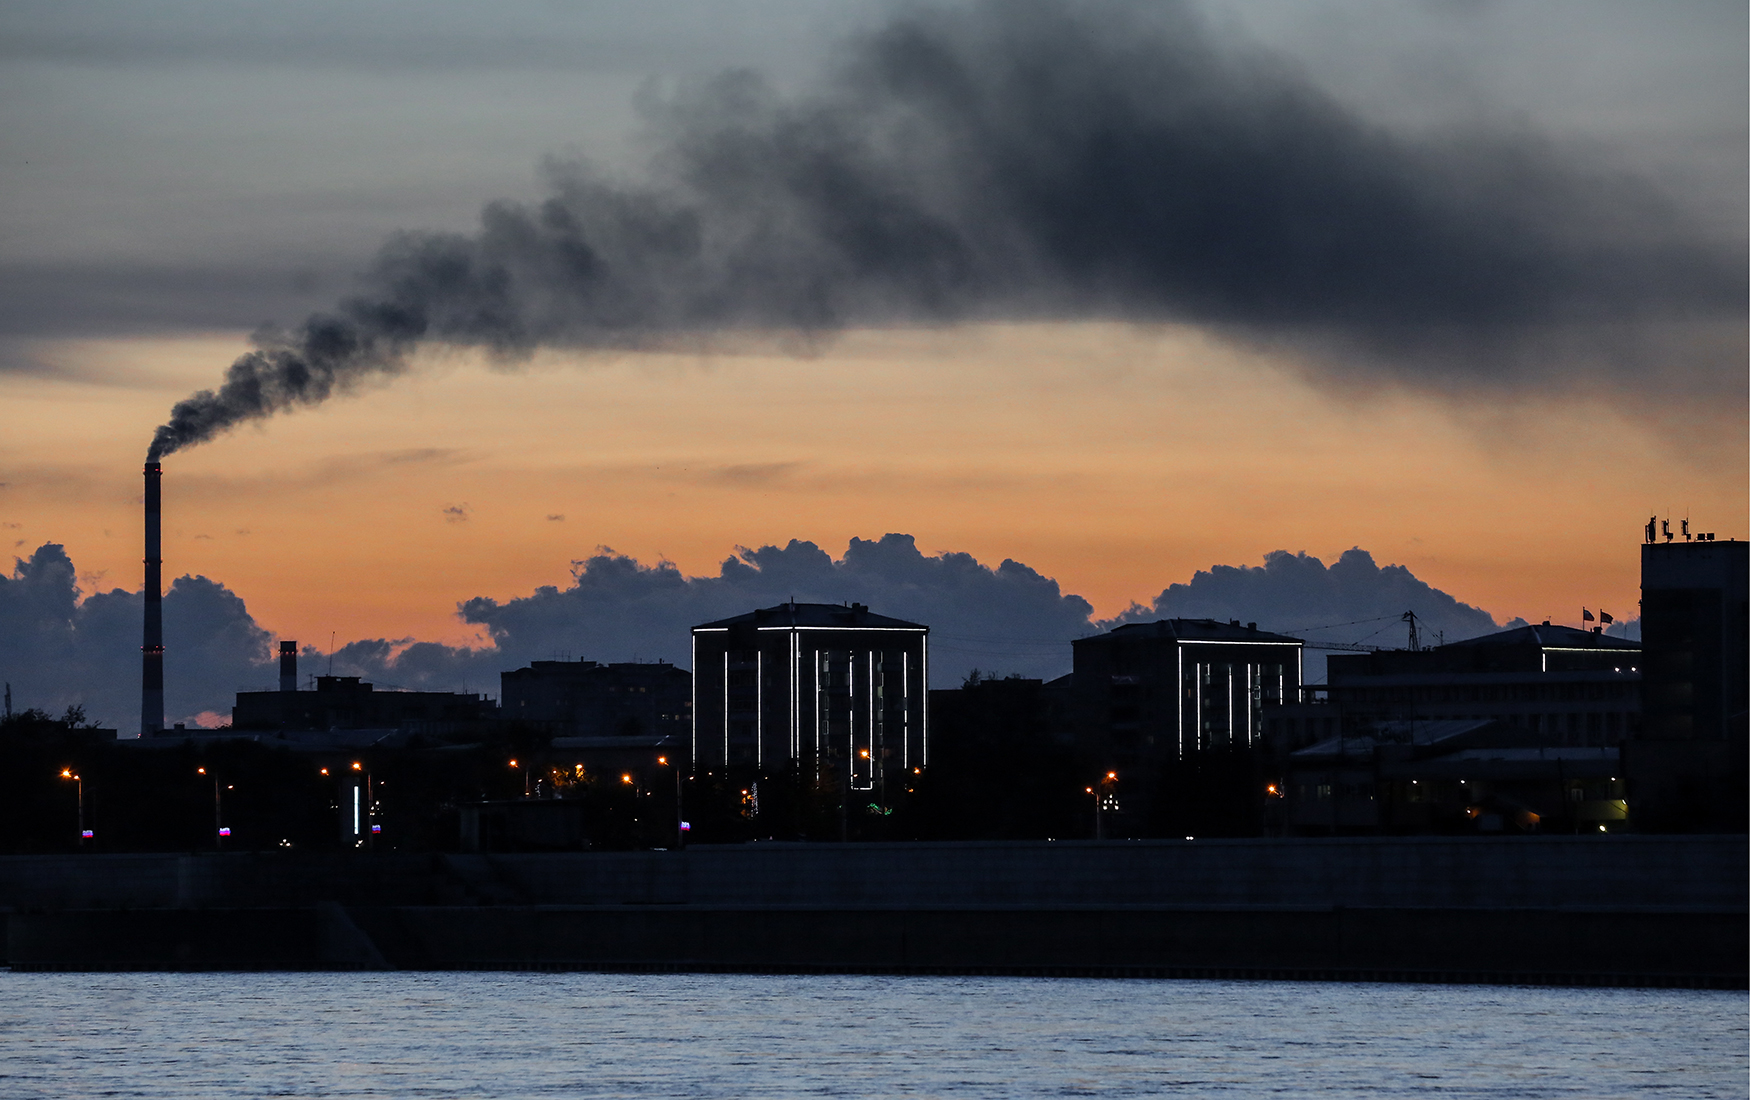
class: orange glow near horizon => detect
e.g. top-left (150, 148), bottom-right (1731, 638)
top-left (0, 325), bottom-right (1743, 651)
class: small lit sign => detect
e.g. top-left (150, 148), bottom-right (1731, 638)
top-left (370, 824), bottom-right (382, 834)
top-left (679, 821), bottom-right (692, 832)
top-left (81, 829), bottom-right (94, 838)
top-left (218, 827), bottom-right (231, 837)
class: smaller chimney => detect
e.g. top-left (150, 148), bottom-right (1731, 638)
top-left (279, 641), bottom-right (298, 692)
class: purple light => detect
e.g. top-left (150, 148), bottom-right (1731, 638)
top-left (218, 827), bottom-right (231, 837)
top-left (81, 830), bottom-right (94, 838)
top-left (370, 824), bottom-right (382, 834)
top-left (680, 821), bottom-right (691, 832)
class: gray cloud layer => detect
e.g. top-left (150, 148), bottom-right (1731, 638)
top-left (1, 535), bottom-right (1526, 725)
top-left (145, 0), bottom-right (1745, 458)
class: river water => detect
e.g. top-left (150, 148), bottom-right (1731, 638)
top-left (0, 972), bottom-right (1743, 1098)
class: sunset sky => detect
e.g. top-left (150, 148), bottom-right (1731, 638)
top-left (1, 1), bottom-right (1744, 714)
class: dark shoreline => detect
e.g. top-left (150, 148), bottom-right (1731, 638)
top-left (6, 837), bottom-right (1744, 986)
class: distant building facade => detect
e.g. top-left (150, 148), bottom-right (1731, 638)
top-left (232, 675), bottom-right (496, 738)
top-left (500, 660), bottom-right (691, 744)
top-left (1639, 539), bottom-right (1748, 742)
top-left (1072, 619), bottom-right (1304, 766)
top-left (1626, 537), bottom-right (1748, 831)
top-left (690, 603), bottom-right (928, 792)
top-left (1287, 624), bottom-right (1643, 749)
top-left (1281, 718), bottom-right (1627, 836)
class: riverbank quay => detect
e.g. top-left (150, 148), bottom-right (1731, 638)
top-left (4, 837), bottom-right (1743, 986)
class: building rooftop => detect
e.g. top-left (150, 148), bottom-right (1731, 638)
top-left (1293, 718), bottom-right (1504, 760)
top-left (1442, 623), bottom-right (1639, 652)
top-left (1077, 619), bottom-right (1303, 645)
top-left (693, 602), bottom-right (927, 631)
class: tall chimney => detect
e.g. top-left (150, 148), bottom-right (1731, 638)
top-left (141, 461), bottom-right (164, 736)
top-left (279, 641), bottom-right (298, 693)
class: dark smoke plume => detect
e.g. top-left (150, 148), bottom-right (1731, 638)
top-left (147, 0), bottom-right (1745, 457)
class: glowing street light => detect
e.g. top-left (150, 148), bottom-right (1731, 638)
top-left (656, 754), bottom-right (685, 849)
top-left (197, 766), bottom-right (225, 847)
top-left (60, 768), bottom-right (86, 844)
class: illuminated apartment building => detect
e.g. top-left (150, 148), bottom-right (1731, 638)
top-left (690, 603), bottom-right (928, 793)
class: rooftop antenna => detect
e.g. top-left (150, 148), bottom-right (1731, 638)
top-left (328, 631), bottom-right (336, 676)
top-left (1402, 611), bottom-right (1421, 652)
top-left (3, 681), bottom-right (10, 720)
top-left (1681, 517), bottom-right (1691, 541)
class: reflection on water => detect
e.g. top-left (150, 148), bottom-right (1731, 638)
top-left (0, 972), bottom-right (1743, 1099)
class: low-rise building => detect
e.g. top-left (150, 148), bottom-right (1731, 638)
top-left (499, 659), bottom-right (691, 745)
top-left (1274, 624), bottom-right (1641, 751)
top-left (232, 675), bottom-right (496, 739)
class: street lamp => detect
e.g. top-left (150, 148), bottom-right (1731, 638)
top-left (197, 766), bottom-right (230, 847)
top-left (657, 755), bottom-right (686, 848)
top-left (1089, 771), bottom-right (1118, 840)
top-left (60, 768), bottom-right (86, 845)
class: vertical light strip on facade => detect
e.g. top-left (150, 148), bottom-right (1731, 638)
top-left (867, 652), bottom-right (876, 790)
top-left (920, 633), bottom-right (929, 766)
top-left (756, 649), bottom-right (764, 768)
top-left (1227, 665), bottom-right (1235, 744)
top-left (790, 628), bottom-right (799, 760)
top-left (1176, 647), bottom-right (1185, 758)
top-left (690, 632), bottom-right (698, 767)
top-left (901, 655), bottom-right (910, 769)
top-left (1194, 661), bottom-right (1202, 753)
top-left (722, 650), bottom-right (730, 763)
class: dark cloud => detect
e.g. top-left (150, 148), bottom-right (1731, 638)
top-left (1105, 547), bottom-right (1504, 681)
top-left (0, 543), bottom-right (273, 727)
top-left (143, 0), bottom-right (1744, 458)
top-left (442, 503), bottom-right (471, 523)
top-left (460, 533), bottom-right (1097, 685)
top-left (1, 536), bottom-right (1534, 719)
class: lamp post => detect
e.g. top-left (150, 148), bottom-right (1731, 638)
top-left (197, 766), bottom-right (230, 848)
top-left (60, 768), bottom-right (85, 846)
top-left (349, 761), bottom-right (378, 847)
top-left (657, 755), bottom-right (685, 849)
top-left (1088, 770), bottom-right (1117, 840)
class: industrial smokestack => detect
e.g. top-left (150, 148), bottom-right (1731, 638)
top-left (141, 461), bottom-right (164, 736)
top-left (279, 641), bottom-right (298, 693)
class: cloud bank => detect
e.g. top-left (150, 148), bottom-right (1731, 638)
top-left (1, 536), bottom-right (1523, 726)
top-left (1104, 547), bottom-right (1502, 681)
top-left (146, 0), bottom-right (1744, 458)
top-left (0, 543), bottom-right (274, 728)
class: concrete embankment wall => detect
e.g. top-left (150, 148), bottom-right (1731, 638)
top-left (4, 837), bottom-right (1744, 984)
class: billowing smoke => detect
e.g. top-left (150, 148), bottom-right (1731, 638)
top-left (147, 0), bottom-right (1745, 457)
